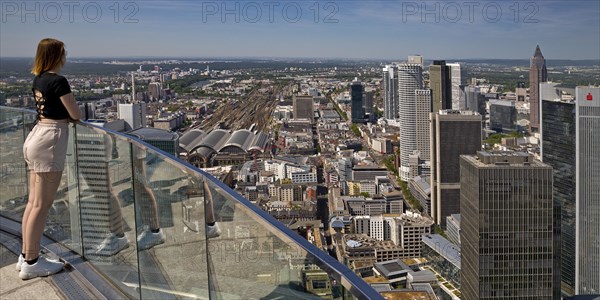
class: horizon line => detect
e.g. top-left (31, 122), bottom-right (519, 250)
top-left (2, 56), bottom-right (599, 62)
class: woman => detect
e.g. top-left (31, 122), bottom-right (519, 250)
top-left (18, 38), bottom-right (80, 280)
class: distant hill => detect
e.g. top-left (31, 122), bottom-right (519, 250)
top-left (453, 59), bottom-right (600, 67)
top-left (1, 57), bottom-right (598, 78)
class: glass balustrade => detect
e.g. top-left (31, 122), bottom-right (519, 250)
top-left (0, 106), bottom-right (382, 300)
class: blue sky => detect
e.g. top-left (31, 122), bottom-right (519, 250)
top-left (1, 0), bottom-right (599, 60)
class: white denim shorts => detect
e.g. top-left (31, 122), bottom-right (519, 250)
top-left (23, 119), bottom-right (69, 172)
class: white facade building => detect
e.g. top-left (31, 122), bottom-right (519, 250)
top-left (118, 102), bottom-right (147, 131)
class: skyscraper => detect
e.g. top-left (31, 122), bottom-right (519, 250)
top-left (575, 86), bottom-right (600, 294)
top-left (383, 65), bottom-right (399, 120)
top-left (415, 89), bottom-right (432, 161)
top-left (540, 82), bottom-right (575, 296)
top-left (447, 63), bottom-right (467, 110)
top-left (461, 151), bottom-right (558, 299)
top-left (398, 63), bottom-right (423, 181)
top-left (429, 60), bottom-right (452, 113)
top-left (351, 78), bottom-right (365, 123)
top-left (430, 110), bottom-right (481, 228)
top-left (529, 45), bottom-right (547, 133)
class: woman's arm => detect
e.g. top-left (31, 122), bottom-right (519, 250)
top-left (60, 93), bottom-right (81, 121)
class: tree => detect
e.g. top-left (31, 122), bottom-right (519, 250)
top-left (350, 124), bottom-right (361, 137)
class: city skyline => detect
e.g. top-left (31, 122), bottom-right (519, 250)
top-left (1, 1), bottom-right (599, 60)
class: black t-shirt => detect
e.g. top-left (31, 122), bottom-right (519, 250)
top-left (32, 72), bottom-right (72, 120)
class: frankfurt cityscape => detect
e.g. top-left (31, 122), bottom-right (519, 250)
top-left (0, 1), bottom-right (599, 299)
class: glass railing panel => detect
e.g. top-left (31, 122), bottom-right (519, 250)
top-left (50, 121), bottom-right (82, 254)
top-left (1, 106), bottom-right (379, 299)
top-left (203, 179), bottom-right (375, 299)
top-left (0, 108), bottom-right (31, 221)
top-left (0, 107), bottom-right (82, 253)
top-left (73, 123), bottom-right (140, 298)
top-left (131, 144), bottom-right (209, 300)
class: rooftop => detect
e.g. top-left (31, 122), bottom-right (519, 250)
top-left (380, 291), bottom-right (437, 300)
top-left (422, 234), bottom-right (461, 269)
top-left (128, 127), bottom-right (179, 141)
top-left (463, 151), bottom-right (550, 167)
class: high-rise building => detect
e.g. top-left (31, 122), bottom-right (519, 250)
top-left (460, 151), bottom-right (558, 299)
top-left (516, 82), bottom-right (527, 102)
top-left (363, 91), bottom-right (374, 117)
top-left (398, 63), bottom-right (423, 181)
top-left (575, 86), bottom-right (600, 294)
top-left (383, 65), bottom-right (399, 120)
top-left (429, 60), bottom-right (452, 113)
top-left (430, 110), bottom-right (481, 228)
top-left (529, 45), bottom-right (548, 132)
top-left (446, 214), bottom-right (461, 245)
top-left (464, 85), bottom-right (486, 117)
top-left (148, 82), bottom-right (162, 101)
top-left (415, 89), bottom-right (432, 161)
top-left (540, 82), bottom-right (575, 296)
top-left (489, 100), bottom-right (516, 132)
top-left (79, 102), bottom-right (96, 121)
top-left (118, 102), bottom-right (147, 131)
top-left (447, 63), bottom-right (467, 110)
top-left (351, 78), bottom-right (365, 123)
top-left (408, 55), bottom-right (424, 67)
top-left (293, 95), bottom-right (314, 122)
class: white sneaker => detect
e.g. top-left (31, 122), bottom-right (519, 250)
top-left (16, 254), bottom-right (24, 271)
top-left (95, 233), bottom-right (130, 256)
top-left (206, 223), bottom-right (221, 239)
top-left (19, 256), bottom-right (64, 280)
top-left (16, 253), bottom-right (59, 272)
top-left (137, 228), bottom-right (165, 250)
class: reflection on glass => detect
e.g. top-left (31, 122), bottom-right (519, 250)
top-left (0, 109), bottom-right (31, 221)
top-left (204, 180), bottom-right (342, 299)
top-left (74, 124), bottom-right (139, 298)
top-left (132, 145), bottom-right (209, 300)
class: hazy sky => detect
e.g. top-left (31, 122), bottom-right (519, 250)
top-left (1, 0), bottom-right (599, 60)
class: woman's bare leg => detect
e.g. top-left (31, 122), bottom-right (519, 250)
top-left (21, 172), bottom-right (37, 255)
top-left (23, 171), bottom-right (62, 260)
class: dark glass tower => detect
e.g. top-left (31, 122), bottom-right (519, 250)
top-left (351, 79), bottom-right (365, 123)
top-left (489, 100), bottom-right (517, 132)
top-left (461, 151), bottom-right (558, 299)
top-left (540, 83), bottom-right (575, 296)
top-left (529, 45), bottom-right (548, 132)
top-left (430, 110), bottom-right (481, 228)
